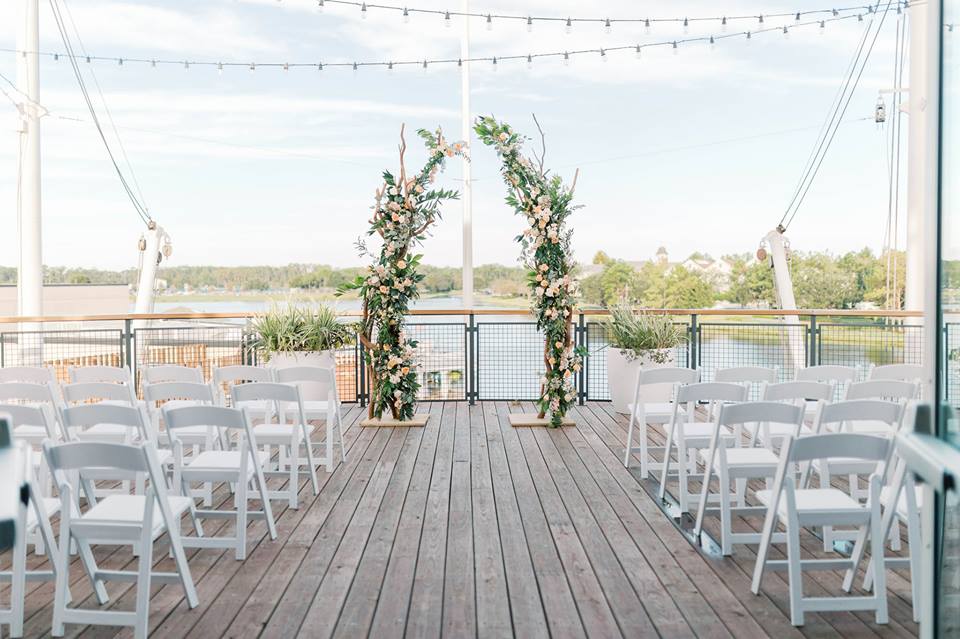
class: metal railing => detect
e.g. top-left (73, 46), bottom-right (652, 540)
top-left (0, 308), bottom-right (947, 405)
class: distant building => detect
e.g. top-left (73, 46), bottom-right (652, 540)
top-left (0, 284), bottom-right (129, 317)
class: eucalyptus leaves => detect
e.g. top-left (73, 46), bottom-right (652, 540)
top-left (475, 115), bottom-right (585, 427)
top-left (340, 125), bottom-right (465, 421)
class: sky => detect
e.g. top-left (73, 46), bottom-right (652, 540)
top-left (0, 0), bottom-right (911, 270)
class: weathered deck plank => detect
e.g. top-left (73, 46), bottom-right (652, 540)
top-left (8, 401), bottom-right (918, 639)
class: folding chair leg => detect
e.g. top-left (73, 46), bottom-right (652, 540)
top-left (638, 419), bottom-right (649, 479)
top-left (657, 421), bottom-right (676, 502)
top-left (302, 428), bottom-right (320, 495)
top-left (134, 510), bottom-right (154, 639)
top-left (624, 413), bottom-right (636, 469)
top-left (786, 521), bottom-right (805, 626)
top-left (287, 442), bottom-right (299, 509)
top-left (254, 467), bottom-right (278, 541)
top-left (870, 485), bottom-right (889, 624)
top-left (10, 497), bottom-right (28, 638)
top-left (236, 480), bottom-right (248, 561)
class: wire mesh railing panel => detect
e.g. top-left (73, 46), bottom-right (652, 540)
top-left (134, 323), bottom-right (249, 388)
top-left (0, 329), bottom-right (125, 383)
top-left (698, 323), bottom-right (807, 386)
top-left (584, 321), bottom-right (690, 401)
top-left (947, 323), bottom-right (960, 408)
top-left (818, 323), bottom-right (923, 380)
top-left (404, 323), bottom-right (467, 401)
top-left (476, 322), bottom-right (544, 401)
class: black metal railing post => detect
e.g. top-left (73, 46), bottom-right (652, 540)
top-left (577, 313), bottom-right (587, 405)
top-left (467, 313), bottom-right (477, 405)
top-left (357, 333), bottom-right (366, 406)
top-left (808, 314), bottom-right (818, 367)
top-left (689, 314), bottom-right (699, 370)
top-left (123, 319), bottom-right (134, 374)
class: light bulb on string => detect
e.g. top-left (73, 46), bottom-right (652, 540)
top-left (819, 20), bottom-right (825, 33)
top-left (118, 58), bottom-right (123, 66)
top-left (634, 44), bottom-right (641, 59)
top-left (444, 11), bottom-right (451, 27)
top-left (353, 61), bottom-right (358, 73)
top-left (683, 17), bottom-right (689, 34)
top-left (720, 16), bottom-right (727, 32)
top-left (486, 14), bottom-right (492, 30)
top-left (672, 41), bottom-right (678, 55)
top-left (86, 55), bottom-right (91, 63)
top-left (317, 0), bottom-right (323, 12)
top-left (746, 31), bottom-right (752, 43)
top-left (644, 18), bottom-right (651, 34)
top-left (600, 48), bottom-right (607, 61)
top-left (563, 51), bottom-right (570, 66)
top-left (249, 62), bottom-right (256, 72)
top-left (491, 56), bottom-right (497, 71)
top-left (403, 7), bottom-right (409, 23)
top-left (526, 16), bottom-right (532, 32)
top-left (422, 60), bottom-right (427, 73)
top-left (283, 62), bottom-right (289, 71)
top-left (858, 13), bottom-right (863, 21)
top-left (150, 59), bottom-right (156, 68)
top-left (53, 53), bottom-right (58, 61)
top-left (565, 17), bottom-right (572, 34)
top-left (709, 35), bottom-right (715, 49)
top-left (318, 62), bottom-right (324, 71)
top-left (360, 3), bottom-right (367, 19)
top-left (795, 12), bottom-right (801, 21)
top-left (388, 61), bottom-right (393, 70)
top-left (832, 8), bottom-right (840, 16)
top-left (526, 54), bottom-right (532, 69)
top-left (217, 62), bottom-right (223, 74)
top-left (184, 60), bottom-right (189, 70)
top-left (783, 25), bottom-right (789, 38)
top-left (604, 18), bottom-right (611, 34)
top-left (758, 14), bottom-right (764, 25)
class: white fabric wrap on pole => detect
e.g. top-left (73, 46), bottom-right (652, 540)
top-left (460, 0), bottom-right (474, 309)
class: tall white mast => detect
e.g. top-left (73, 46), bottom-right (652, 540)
top-left (904, 2), bottom-right (930, 314)
top-left (16, 0), bottom-right (43, 320)
top-left (460, 0), bottom-right (474, 309)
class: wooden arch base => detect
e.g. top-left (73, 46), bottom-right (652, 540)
top-left (508, 413), bottom-right (575, 428)
top-left (360, 414), bottom-right (430, 427)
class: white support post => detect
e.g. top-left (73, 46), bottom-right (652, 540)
top-left (905, 3), bottom-right (929, 315)
top-left (460, 0), bottom-right (474, 310)
top-left (16, 0), bottom-right (43, 365)
top-left (133, 223), bottom-right (166, 329)
top-left (765, 228), bottom-right (806, 370)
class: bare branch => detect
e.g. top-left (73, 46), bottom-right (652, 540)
top-left (531, 113), bottom-right (547, 175)
top-left (569, 168), bottom-right (580, 197)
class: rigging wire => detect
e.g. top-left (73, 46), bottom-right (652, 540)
top-left (47, 0), bottom-right (152, 226)
top-left (779, 0), bottom-right (896, 230)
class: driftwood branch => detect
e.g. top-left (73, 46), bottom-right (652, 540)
top-left (531, 113), bottom-right (547, 175)
top-left (569, 168), bottom-right (580, 197)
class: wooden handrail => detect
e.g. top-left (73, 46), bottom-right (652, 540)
top-left (0, 308), bottom-right (924, 324)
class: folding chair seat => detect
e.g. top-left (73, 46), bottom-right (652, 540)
top-left (163, 404), bottom-right (278, 560)
top-left (43, 440), bottom-right (199, 639)
top-left (657, 382), bottom-right (748, 513)
top-left (621, 366), bottom-right (699, 476)
top-left (274, 367), bottom-right (346, 470)
top-left (751, 433), bottom-right (891, 626)
top-left (693, 401), bottom-right (805, 555)
top-left (233, 382), bottom-right (320, 508)
top-left (751, 381), bottom-right (832, 449)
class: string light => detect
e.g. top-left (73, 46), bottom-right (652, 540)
top-left (683, 17), bottom-right (689, 33)
top-left (672, 41), bottom-right (678, 54)
top-left (526, 16), bottom-right (533, 32)
top-left (444, 11), bottom-right (450, 26)
top-left (526, 54), bottom-right (532, 69)
top-left (360, 2), bottom-right (367, 18)
top-left (318, 0), bottom-right (324, 12)
top-left (2, 11), bottom-right (874, 74)
top-left (486, 13), bottom-right (492, 30)
top-left (565, 17), bottom-right (572, 33)
top-left (217, 61), bottom-right (223, 74)
top-left (783, 25), bottom-right (789, 37)
top-left (644, 18), bottom-right (651, 34)
top-left (721, 16), bottom-right (727, 31)
top-left (402, 7), bottom-right (409, 22)
top-left (604, 18), bottom-right (611, 34)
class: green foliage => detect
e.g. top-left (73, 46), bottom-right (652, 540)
top-left (608, 304), bottom-right (687, 362)
top-left (475, 115), bottom-right (584, 426)
top-left (249, 303), bottom-right (353, 359)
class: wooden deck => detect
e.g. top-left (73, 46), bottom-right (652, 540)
top-left (7, 401), bottom-right (919, 638)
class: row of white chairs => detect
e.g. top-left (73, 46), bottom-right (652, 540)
top-left (0, 363), bottom-right (346, 638)
top-left (620, 363), bottom-right (923, 627)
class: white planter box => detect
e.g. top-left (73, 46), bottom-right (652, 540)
top-left (267, 350), bottom-right (337, 400)
top-left (607, 347), bottom-right (675, 414)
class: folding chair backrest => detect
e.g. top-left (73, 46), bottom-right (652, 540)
top-left (62, 382), bottom-right (136, 405)
top-left (213, 365), bottom-right (274, 385)
top-left (142, 365), bottom-right (204, 384)
top-left (869, 363), bottom-right (924, 383)
top-left (638, 367), bottom-right (699, 386)
top-left (232, 381), bottom-right (300, 405)
top-left (0, 403), bottom-right (61, 440)
top-left (68, 365), bottom-right (133, 385)
top-left (162, 404), bottom-right (255, 450)
top-left (143, 381), bottom-right (215, 405)
top-left (0, 366), bottom-right (56, 384)
top-left (845, 380), bottom-right (917, 401)
top-left (817, 399), bottom-right (903, 430)
top-left (714, 366), bottom-right (777, 384)
top-left (61, 403), bottom-right (149, 440)
top-left (675, 381), bottom-right (748, 405)
top-left (786, 432), bottom-right (891, 465)
top-left (275, 366), bottom-right (338, 400)
top-left (795, 365), bottom-right (857, 383)
top-left (717, 401), bottom-right (804, 428)
top-left (43, 440), bottom-right (150, 475)
top-left (0, 381), bottom-right (59, 405)
top-left (762, 380), bottom-right (833, 403)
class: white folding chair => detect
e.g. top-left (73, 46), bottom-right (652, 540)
top-left (162, 404), bottom-right (278, 560)
top-left (142, 365), bottom-right (204, 385)
top-left (808, 399), bottom-right (902, 550)
top-left (751, 433), bottom-right (891, 626)
top-left (795, 365), bottom-right (856, 406)
top-left (232, 382), bottom-right (320, 507)
top-left (43, 440), bottom-right (199, 639)
top-left (143, 382), bottom-right (218, 505)
top-left (843, 454), bottom-right (922, 622)
top-left (622, 366), bottom-right (699, 475)
top-left (0, 367), bottom-right (60, 403)
top-left (0, 443), bottom-right (63, 639)
top-left (844, 379), bottom-right (917, 402)
top-left (713, 366), bottom-right (777, 400)
top-left (657, 382), bottom-right (748, 513)
top-left (213, 365), bottom-right (275, 421)
top-left (693, 401), bottom-right (805, 555)
top-left (868, 363), bottom-right (924, 384)
top-left (274, 367), bottom-right (346, 469)
top-left (0, 382), bottom-right (65, 442)
top-left (61, 382), bottom-right (139, 442)
top-left (752, 381), bottom-right (832, 449)
top-left (68, 365), bottom-right (134, 386)
top-left (60, 403), bottom-right (157, 502)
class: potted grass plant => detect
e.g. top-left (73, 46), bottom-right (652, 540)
top-left (249, 303), bottom-right (353, 370)
top-left (606, 305), bottom-right (687, 413)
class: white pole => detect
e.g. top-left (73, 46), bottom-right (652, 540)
top-left (460, 0), bottom-right (474, 310)
top-left (765, 228), bottom-right (806, 370)
top-left (904, 4), bottom-right (929, 314)
top-left (133, 223), bottom-right (165, 329)
top-left (16, 0), bottom-right (42, 321)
